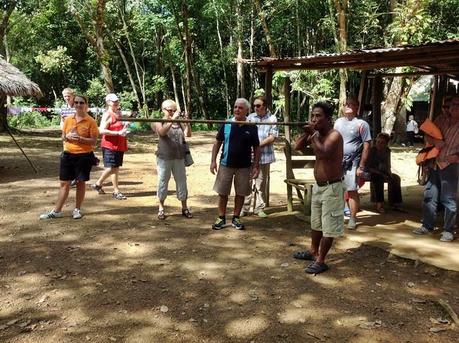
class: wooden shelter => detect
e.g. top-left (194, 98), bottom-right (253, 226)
top-left (248, 39), bottom-right (459, 139)
top-left (0, 58), bottom-right (42, 130)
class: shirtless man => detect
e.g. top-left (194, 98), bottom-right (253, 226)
top-left (292, 102), bottom-right (344, 274)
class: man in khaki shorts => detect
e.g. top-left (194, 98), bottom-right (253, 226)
top-left (210, 98), bottom-right (260, 230)
top-left (293, 102), bottom-right (344, 274)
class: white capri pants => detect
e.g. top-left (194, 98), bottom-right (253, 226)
top-left (156, 157), bottom-right (188, 202)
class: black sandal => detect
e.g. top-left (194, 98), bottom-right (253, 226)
top-left (305, 262), bottom-right (329, 274)
top-left (91, 184), bottom-right (105, 195)
top-left (182, 208), bottom-right (193, 218)
top-left (158, 210), bottom-right (166, 220)
top-left (293, 251), bottom-right (316, 261)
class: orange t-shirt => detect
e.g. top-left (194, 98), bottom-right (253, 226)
top-left (62, 115), bottom-right (99, 154)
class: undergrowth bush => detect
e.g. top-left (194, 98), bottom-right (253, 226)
top-left (8, 112), bottom-right (60, 129)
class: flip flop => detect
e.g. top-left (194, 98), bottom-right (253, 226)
top-left (293, 251), bottom-right (316, 261)
top-left (305, 262), bottom-right (329, 274)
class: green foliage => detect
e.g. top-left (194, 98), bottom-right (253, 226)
top-left (86, 78), bottom-right (106, 107)
top-left (35, 46), bottom-right (73, 74)
top-left (8, 112), bottom-right (59, 129)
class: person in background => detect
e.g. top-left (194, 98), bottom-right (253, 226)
top-left (40, 95), bottom-right (98, 220)
top-left (91, 93), bottom-right (129, 200)
top-left (413, 95), bottom-right (459, 242)
top-left (293, 102), bottom-right (344, 274)
top-left (60, 88), bottom-right (76, 129)
top-left (367, 133), bottom-right (402, 213)
top-left (405, 115), bottom-right (419, 147)
top-left (210, 98), bottom-right (260, 230)
top-left (242, 96), bottom-right (278, 218)
top-left (152, 99), bottom-right (192, 220)
top-left (334, 97), bottom-right (371, 230)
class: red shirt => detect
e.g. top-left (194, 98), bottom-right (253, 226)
top-left (101, 111), bottom-right (128, 152)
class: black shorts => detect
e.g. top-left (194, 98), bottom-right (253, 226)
top-left (102, 148), bottom-right (124, 168)
top-left (59, 151), bottom-right (93, 181)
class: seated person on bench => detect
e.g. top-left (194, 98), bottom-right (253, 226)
top-left (367, 133), bottom-right (402, 213)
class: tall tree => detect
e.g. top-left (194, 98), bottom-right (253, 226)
top-left (68, 0), bottom-right (114, 92)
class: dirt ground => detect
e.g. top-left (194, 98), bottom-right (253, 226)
top-left (1, 129), bottom-right (458, 343)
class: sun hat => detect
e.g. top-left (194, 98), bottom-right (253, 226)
top-left (105, 93), bottom-right (119, 102)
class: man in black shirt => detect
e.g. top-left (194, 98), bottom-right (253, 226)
top-left (210, 98), bottom-right (260, 230)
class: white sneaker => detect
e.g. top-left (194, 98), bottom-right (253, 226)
top-left (39, 210), bottom-right (64, 220)
top-left (240, 211), bottom-right (249, 217)
top-left (73, 208), bottom-right (83, 219)
top-left (440, 231), bottom-right (454, 242)
top-left (256, 211), bottom-right (268, 218)
top-left (347, 217), bottom-right (357, 230)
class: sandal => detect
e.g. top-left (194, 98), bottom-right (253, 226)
top-left (182, 208), bottom-right (193, 219)
top-left (112, 191), bottom-right (127, 200)
top-left (91, 184), bottom-right (105, 195)
top-left (293, 251), bottom-right (316, 261)
top-left (305, 262), bottom-right (329, 274)
top-left (158, 210), bottom-right (166, 220)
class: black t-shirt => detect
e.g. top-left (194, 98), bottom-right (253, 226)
top-left (216, 123), bottom-right (259, 168)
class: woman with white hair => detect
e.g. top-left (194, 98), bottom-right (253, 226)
top-left (152, 99), bottom-right (192, 220)
top-left (91, 93), bottom-right (129, 200)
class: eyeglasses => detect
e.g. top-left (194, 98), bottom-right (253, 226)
top-left (254, 104), bottom-right (263, 108)
top-left (74, 101), bottom-right (86, 105)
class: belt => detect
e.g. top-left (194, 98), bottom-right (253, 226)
top-left (316, 177), bottom-right (343, 187)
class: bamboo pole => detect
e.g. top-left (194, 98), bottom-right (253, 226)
top-left (122, 117), bottom-right (305, 126)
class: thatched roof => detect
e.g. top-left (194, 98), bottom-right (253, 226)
top-left (0, 58), bottom-right (42, 97)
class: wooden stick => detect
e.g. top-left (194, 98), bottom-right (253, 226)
top-left (436, 299), bottom-right (459, 325)
top-left (5, 126), bottom-right (38, 173)
top-left (122, 117), bottom-right (306, 126)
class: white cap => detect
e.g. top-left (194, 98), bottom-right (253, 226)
top-left (105, 93), bottom-right (119, 102)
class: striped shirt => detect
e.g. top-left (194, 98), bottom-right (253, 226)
top-left (247, 111), bottom-right (278, 164)
top-left (434, 113), bottom-right (459, 169)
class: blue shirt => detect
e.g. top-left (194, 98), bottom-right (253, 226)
top-left (247, 111), bottom-right (278, 164)
top-left (216, 122), bottom-right (259, 168)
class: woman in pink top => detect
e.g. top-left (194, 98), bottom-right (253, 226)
top-left (91, 93), bottom-right (129, 200)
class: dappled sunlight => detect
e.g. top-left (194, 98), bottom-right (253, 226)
top-left (224, 315), bottom-right (269, 338)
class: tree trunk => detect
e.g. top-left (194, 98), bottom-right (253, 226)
top-left (69, 0), bottom-right (113, 92)
top-left (381, 71), bottom-right (405, 134)
top-left (0, 0), bottom-right (16, 47)
top-left (170, 65), bottom-right (181, 112)
top-left (212, 0), bottom-right (230, 115)
top-left (253, 0), bottom-right (277, 58)
top-left (330, 0), bottom-right (349, 114)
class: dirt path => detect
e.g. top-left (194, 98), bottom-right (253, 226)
top-left (0, 130), bottom-right (458, 342)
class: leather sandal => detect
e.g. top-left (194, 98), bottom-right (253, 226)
top-left (158, 210), bottom-right (166, 220)
top-left (182, 208), bottom-right (193, 218)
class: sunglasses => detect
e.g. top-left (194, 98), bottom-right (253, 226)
top-left (163, 108), bottom-right (176, 112)
top-left (74, 101), bottom-right (86, 105)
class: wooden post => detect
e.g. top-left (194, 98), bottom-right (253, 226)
top-left (428, 76), bottom-right (438, 120)
top-left (357, 71), bottom-right (368, 116)
top-left (283, 77), bottom-right (292, 142)
top-left (265, 67), bottom-right (273, 111)
top-left (372, 74), bottom-right (383, 137)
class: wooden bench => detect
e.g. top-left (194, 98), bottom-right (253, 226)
top-left (283, 138), bottom-right (316, 215)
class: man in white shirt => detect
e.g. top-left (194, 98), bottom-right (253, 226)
top-left (242, 96), bottom-right (278, 217)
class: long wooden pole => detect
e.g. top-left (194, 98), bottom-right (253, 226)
top-left (122, 117), bottom-right (305, 126)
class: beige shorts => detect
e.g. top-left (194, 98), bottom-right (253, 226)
top-left (311, 181), bottom-right (345, 237)
top-left (213, 165), bottom-right (251, 196)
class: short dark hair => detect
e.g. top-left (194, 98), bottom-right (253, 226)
top-left (253, 96), bottom-right (266, 106)
top-left (312, 101), bottom-right (334, 118)
top-left (376, 132), bottom-right (390, 143)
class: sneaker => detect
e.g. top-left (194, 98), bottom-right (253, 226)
top-left (440, 231), bottom-right (454, 242)
top-left (240, 211), bottom-right (248, 217)
top-left (347, 217), bottom-right (357, 230)
top-left (39, 210), bottom-right (64, 220)
top-left (412, 226), bottom-right (431, 235)
top-left (231, 217), bottom-right (245, 230)
top-left (256, 211), bottom-right (268, 218)
top-left (344, 209), bottom-right (351, 217)
top-left (91, 183), bottom-right (105, 195)
top-left (73, 208), bottom-right (83, 219)
top-left (212, 217), bottom-right (226, 230)
top-left (70, 179), bottom-right (77, 187)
